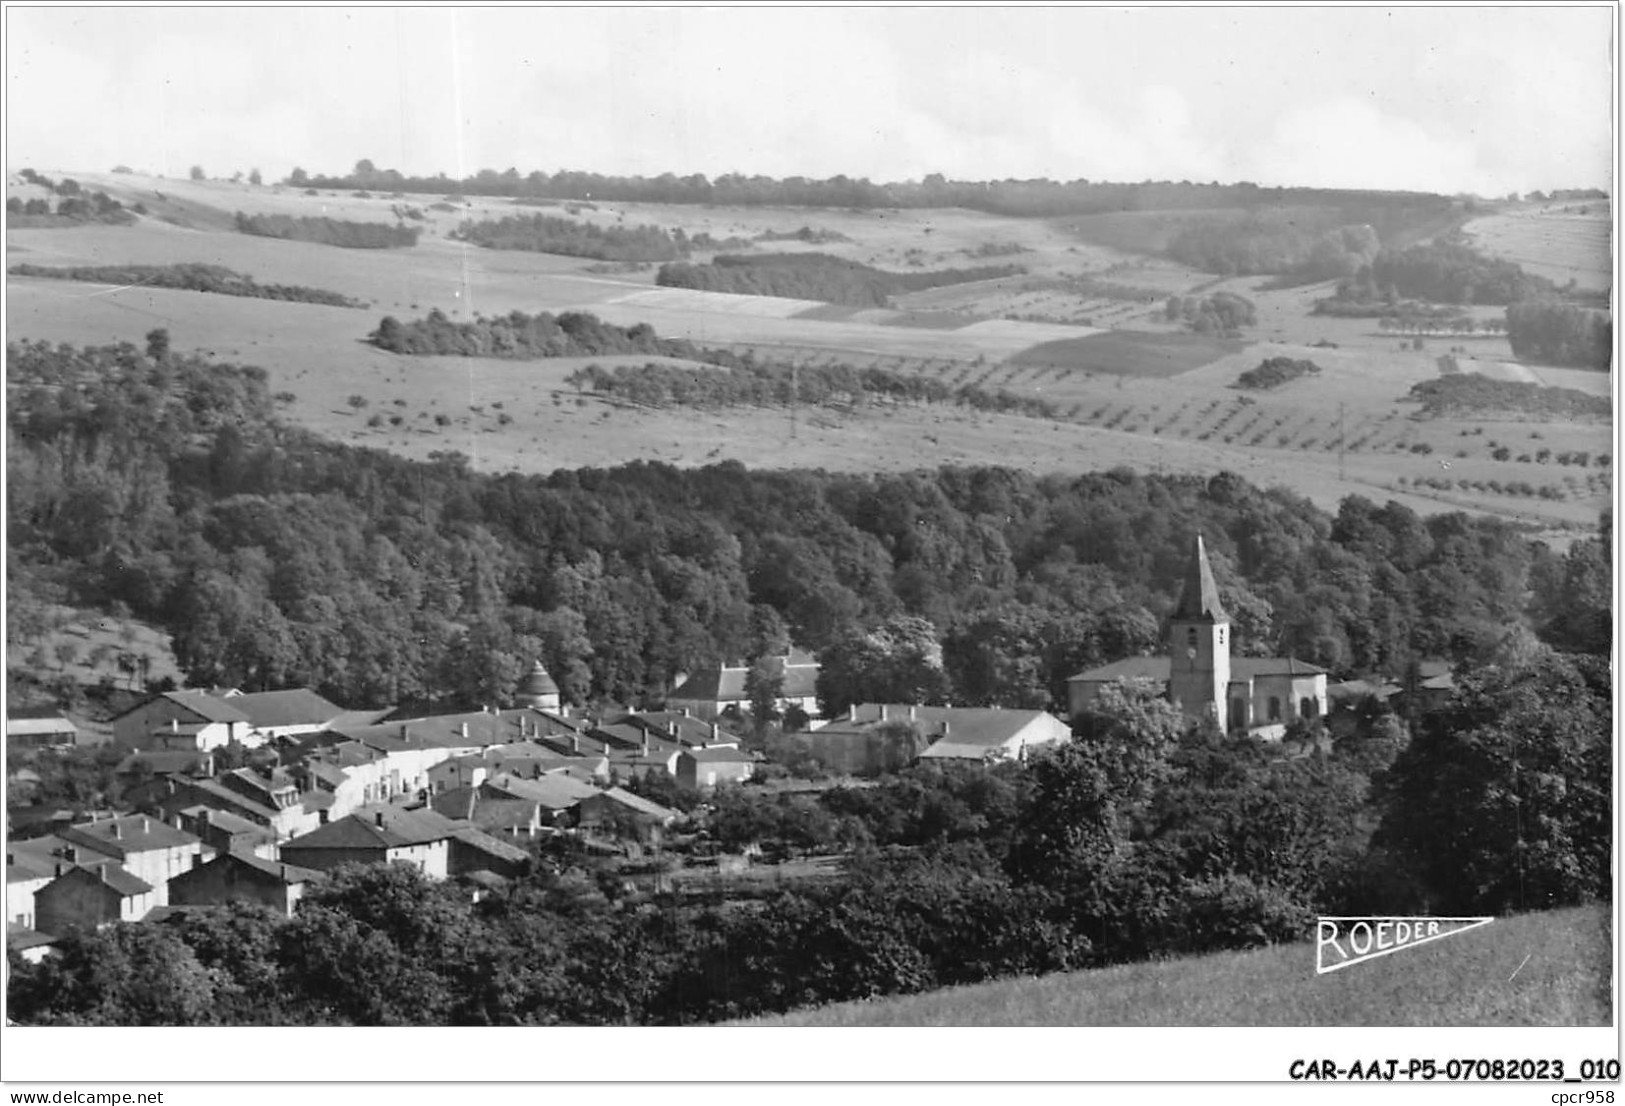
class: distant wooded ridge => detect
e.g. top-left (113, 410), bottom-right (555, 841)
top-left (287, 160), bottom-right (1484, 218)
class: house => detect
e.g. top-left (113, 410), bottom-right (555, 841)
top-left (667, 649), bottom-right (821, 721)
top-left (1067, 536), bottom-right (1329, 740)
top-left (111, 690), bottom-right (251, 752)
top-left (676, 746), bottom-right (757, 789)
top-left (805, 704), bottom-right (1071, 774)
top-left (279, 806), bottom-right (457, 879)
top-left (174, 806), bottom-right (278, 860)
top-left (1391, 660), bottom-right (1456, 717)
top-left (57, 814), bottom-right (206, 906)
top-left (6, 850), bottom-right (56, 929)
top-left (206, 687), bottom-right (350, 741)
top-left (167, 851), bottom-right (324, 917)
top-left (7, 922), bottom-right (59, 964)
top-left (6, 716), bottom-right (79, 748)
top-left (156, 775), bottom-right (320, 843)
top-left (279, 804), bottom-right (528, 882)
top-left (35, 864), bottom-right (158, 932)
top-left (574, 788), bottom-right (679, 846)
top-left (430, 787), bottom-right (545, 838)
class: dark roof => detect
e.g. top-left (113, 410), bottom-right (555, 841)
top-left (216, 688), bottom-right (346, 729)
top-left (486, 773), bottom-right (600, 810)
top-left (1173, 535), bottom-right (1229, 623)
top-left (175, 778), bottom-right (281, 823)
top-left (7, 922), bottom-right (59, 951)
top-left (178, 806), bottom-right (273, 838)
top-left (60, 814), bottom-right (200, 859)
top-left (44, 864), bottom-right (152, 897)
top-left (585, 787), bottom-right (680, 821)
top-left (159, 690), bottom-right (251, 724)
top-left (176, 851), bottom-right (324, 886)
top-left (282, 806), bottom-right (463, 851)
top-left (1231, 657), bottom-right (1328, 678)
top-left (450, 827), bottom-right (530, 864)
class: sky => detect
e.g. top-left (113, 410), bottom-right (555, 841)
top-left (5, 5), bottom-right (1616, 196)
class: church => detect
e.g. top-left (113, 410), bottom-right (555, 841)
top-left (1066, 535), bottom-right (1328, 739)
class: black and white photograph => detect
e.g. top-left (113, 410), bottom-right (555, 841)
top-left (1, 2), bottom-right (1616, 1094)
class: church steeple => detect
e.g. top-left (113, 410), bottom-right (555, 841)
top-left (1168, 534), bottom-right (1231, 731)
top-left (1173, 533), bottom-right (1228, 623)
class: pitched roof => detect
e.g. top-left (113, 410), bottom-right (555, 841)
top-left (282, 805), bottom-right (462, 851)
top-left (819, 705), bottom-right (1061, 751)
top-left (1173, 534), bottom-right (1229, 623)
top-left (44, 863), bottom-right (152, 897)
top-left (669, 652), bottom-right (820, 702)
top-left (485, 773), bottom-right (600, 810)
top-left (679, 746), bottom-right (755, 764)
top-left (178, 806), bottom-right (273, 838)
top-left (589, 787), bottom-right (679, 821)
top-left (1231, 657), bottom-right (1328, 678)
top-left (7, 922), bottom-right (59, 951)
top-left (1068, 657), bottom-right (1171, 683)
top-left (175, 777), bottom-right (281, 823)
top-left (450, 827), bottom-right (530, 864)
top-left (6, 717), bottom-right (77, 738)
top-left (215, 688), bottom-right (346, 729)
top-left (60, 814), bottom-right (200, 859)
top-left (177, 850), bottom-right (324, 886)
top-left (158, 690), bottom-right (251, 724)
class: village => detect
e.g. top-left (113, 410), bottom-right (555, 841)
top-left (5, 536), bottom-right (1440, 965)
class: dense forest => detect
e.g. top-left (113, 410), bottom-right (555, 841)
top-left (1162, 291), bottom-right (1257, 335)
top-left (368, 308), bottom-right (711, 360)
top-left (7, 338), bottom-right (1611, 718)
top-left (8, 263), bottom-right (363, 308)
top-left (655, 253), bottom-right (1022, 307)
top-left (1236, 357), bottom-right (1320, 390)
top-left (1505, 300), bottom-right (1613, 370)
top-left (287, 160), bottom-right (1463, 224)
top-left (452, 212), bottom-right (684, 262)
top-left (233, 213), bottom-right (420, 249)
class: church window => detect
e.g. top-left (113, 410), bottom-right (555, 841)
top-left (1268, 696), bottom-right (1282, 721)
top-left (1218, 627), bottom-right (1226, 646)
top-left (1186, 627), bottom-right (1198, 651)
top-left (1300, 697), bottom-right (1318, 719)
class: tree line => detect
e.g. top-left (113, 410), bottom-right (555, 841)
top-left (286, 159), bottom-right (1461, 223)
top-left (8, 263), bottom-right (363, 309)
top-left (655, 253), bottom-right (1022, 308)
top-left (452, 212), bottom-right (684, 262)
top-left (564, 360), bottom-right (1063, 420)
top-left (7, 338), bottom-right (1609, 717)
top-left (234, 213), bottom-right (420, 249)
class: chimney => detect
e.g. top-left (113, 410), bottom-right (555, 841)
top-left (709, 722), bottom-right (719, 744)
top-left (495, 707), bottom-right (501, 718)
top-left (55, 862), bottom-right (65, 877)
top-left (141, 817), bottom-right (150, 833)
top-left (641, 733), bottom-right (650, 756)
top-left (881, 704), bottom-right (890, 722)
top-left (941, 721), bottom-right (950, 737)
top-left (571, 733), bottom-right (580, 754)
top-left (111, 822), bottom-right (122, 840)
top-left (681, 707), bottom-right (690, 718)
top-left (909, 705), bottom-right (917, 722)
top-left (171, 718), bottom-right (179, 732)
top-left (460, 722), bottom-right (469, 739)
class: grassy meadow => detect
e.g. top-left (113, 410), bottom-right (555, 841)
top-left (738, 904), bottom-right (1612, 1026)
top-left (6, 173), bottom-right (1611, 543)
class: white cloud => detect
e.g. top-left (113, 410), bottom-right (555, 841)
top-left (1251, 96), bottom-right (1485, 193)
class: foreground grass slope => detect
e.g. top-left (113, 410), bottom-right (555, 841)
top-left (740, 905), bottom-right (1611, 1026)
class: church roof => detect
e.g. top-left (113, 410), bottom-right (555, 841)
top-left (1173, 535), bottom-right (1228, 623)
top-left (1068, 655), bottom-right (1327, 682)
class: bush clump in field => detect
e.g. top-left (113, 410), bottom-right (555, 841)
top-left (1164, 291), bottom-right (1256, 335)
top-left (755, 225), bottom-right (852, 245)
top-left (1236, 357), bottom-right (1321, 390)
top-left (234, 212), bottom-right (419, 249)
top-left (6, 189), bottom-right (134, 228)
top-left (452, 212), bottom-right (682, 262)
top-left (7, 262), bottom-right (364, 308)
top-left (1407, 375), bottom-right (1611, 421)
top-left (656, 252), bottom-right (1023, 308)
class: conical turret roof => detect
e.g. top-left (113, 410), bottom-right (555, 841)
top-left (520, 660), bottom-right (559, 696)
top-left (1173, 534), bottom-right (1229, 623)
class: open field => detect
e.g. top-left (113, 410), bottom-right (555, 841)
top-left (1463, 202), bottom-right (1613, 293)
top-left (8, 174), bottom-right (1610, 542)
top-left (737, 904), bottom-right (1611, 1026)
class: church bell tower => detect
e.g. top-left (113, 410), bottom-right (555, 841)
top-left (1167, 534), bottom-right (1230, 731)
